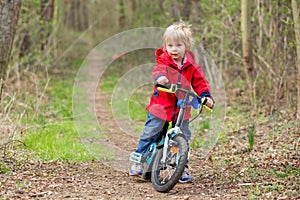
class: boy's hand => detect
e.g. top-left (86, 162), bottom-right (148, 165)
top-left (156, 76), bottom-right (169, 85)
top-left (206, 97), bottom-right (214, 108)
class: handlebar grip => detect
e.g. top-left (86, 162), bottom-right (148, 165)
top-left (201, 97), bottom-right (213, 112)
top-left (154, 82), bottom-right (171, 89)
top-left (157, 87), bottom-right (173, 93)
top-left (203, 104), bottom-right (213, 112)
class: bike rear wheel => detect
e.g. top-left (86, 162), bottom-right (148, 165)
top-left (151, 135), bottom-right (188, 192)
top-left (142, 162), bottom-right (152, 180)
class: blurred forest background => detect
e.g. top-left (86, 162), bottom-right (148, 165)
top-left (1, 0), bottom-right (299, 118)
top-left (0, 0), bottom-right (299, 199)
top-left (0, 0), bottom-right (299, 161)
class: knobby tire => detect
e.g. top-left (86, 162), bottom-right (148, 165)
top-left (151, 135), bottom-right (188, 192)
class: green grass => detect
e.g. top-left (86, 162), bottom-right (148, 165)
top-left (23, 122), bottom-right (93, 161)
top-left (247, 124), bottom-right (255, 150)
top-left (270, 166), bottom-right (300, 179)
top-left (100, 75), bottom-right (119, 94)
top-left (100, 74), bottom-right (149, 127)
top-left (128, 87), bottom-right (149, 122)
top-left (0, 161), bottom-right (10, 174)
top-left (21, 79), bottom-right (102, 162)
top-left (190, 118), bottom-right (213, 148)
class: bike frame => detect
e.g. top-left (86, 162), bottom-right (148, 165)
top-left (160, 86), bottom-right (191, 164)
top-left (130, 82), bottom-right (212, 178)
top-left (145, 83), bottom-right (205, 170)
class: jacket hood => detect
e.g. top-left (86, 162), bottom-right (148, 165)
top-left (155, 47), bottom-right (170, 64)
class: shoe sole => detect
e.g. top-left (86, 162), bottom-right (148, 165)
top-left (129, 173), bottom-right (141, 176)
top-left (179, 179), bottom-right (193, 183)
top-left (129, 171), bottom-right (142, 176)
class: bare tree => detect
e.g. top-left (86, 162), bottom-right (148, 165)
top-left (40, 0), bottom-right (55, 50)
top-left (80, 0), bottom-right (89, 31)
top-left (0, 0), bottom-right (23, 97)
top-left (292, 0), bottom-right (300, 119)
top-left (181, 0), bottom-right (192, 21)
top-left (63, 0), bottom-right (88, 31)
top-left (118, 0), bottom-right (125, 28)
top-left (241, 0), bottom-right (255, 107)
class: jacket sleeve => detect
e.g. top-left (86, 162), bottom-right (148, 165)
top-left (152, 55), bottom-right (168, 81)
top-left (191, 64), bottom-right (212, 98)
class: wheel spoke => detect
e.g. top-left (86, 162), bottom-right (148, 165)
top-left (151, 136), bottom-right (188, 192)
top-left (157, 145), bottom-right (181, 184)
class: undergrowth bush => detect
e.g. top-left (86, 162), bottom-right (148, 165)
top-left (20, 79), bottom-right (94, 162)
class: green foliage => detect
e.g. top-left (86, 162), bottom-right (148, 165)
top-left (13, 0), bottom-right (53, 68)
top-left (128, 87), bottom-right (149, 122)
top-left (247, 124), bottom-right (255, 150)
top-left (46, 80), bottom-right (73, 119)
top-left (100, 75), bottom-right (119, 94)
top-left (263, 183), bottom-right (284, 192)
top-left (0, 162), bottom-right (10, 174)
top-left (100, 74), bottom-right (149, 132)
top-left (99, 49), bottom-right (154, 124)
top-left (129, 0), bottom-right (170, 28)
top-left (190, 118), bottom-right (211, 148)
top-left (22, 122), bottom-right (93, 161)
top-left (20, 79), bottom-right (73, 125)
top-left (20, 79), bottom-right (97, 162)
top-left (270, 166), bottom-right (300, 179)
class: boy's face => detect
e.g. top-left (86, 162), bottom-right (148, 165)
top-left (165, 39), bottom-right (186, 62)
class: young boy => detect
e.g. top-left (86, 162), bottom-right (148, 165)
top-left (129, 21), bottom-right (214, 183)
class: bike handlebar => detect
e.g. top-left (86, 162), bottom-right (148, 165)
top-left (154, 82), bottom-right (213, 112)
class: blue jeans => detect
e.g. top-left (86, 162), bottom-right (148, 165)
top-left (135, 112), bottom-right (192, 156)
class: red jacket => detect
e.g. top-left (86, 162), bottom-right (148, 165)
top-left (146, 47), bottom-right (211, 122)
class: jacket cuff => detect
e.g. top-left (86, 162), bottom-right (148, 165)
top-left (154, 74), bottom-right (165, 81)
top-left (200, 92), bottom-right (215, 103)
top-left (199, 92), bottom-right (211, 98)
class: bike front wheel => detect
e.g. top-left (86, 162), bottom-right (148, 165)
top-left (151, 135), bottom-right (188, 192)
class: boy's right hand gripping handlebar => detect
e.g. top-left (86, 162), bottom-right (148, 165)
top-left (154, 82), bottom-right (213, 112)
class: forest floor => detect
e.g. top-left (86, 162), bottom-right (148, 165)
top-left (0, 100), bottom-right (299, 200)
top-left (0, 51), bottom-right (299, 200)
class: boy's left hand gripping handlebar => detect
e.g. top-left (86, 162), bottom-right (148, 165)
top-left (201, 97), bottom-right (213, 112)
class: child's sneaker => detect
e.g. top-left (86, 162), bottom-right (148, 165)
top-left (129, 163), bottom-right (142, 176)
top-left (179, 168), bottom-right (193, 183)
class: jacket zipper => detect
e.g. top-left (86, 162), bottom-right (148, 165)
top-left (171, 67), bottom-right (182, 126)
top-left (170, 63), bottom-right (192, 125)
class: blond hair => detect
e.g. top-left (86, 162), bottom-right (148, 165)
top-left (163, 21), bottom-right (195, 51)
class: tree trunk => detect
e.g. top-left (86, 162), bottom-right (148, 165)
top-left (182, 0), bottom-right (192, 21)
top-left (62, 0), bottom-right (89, 31)
top-left (41, 0), bottom-right (54, 20)
top-left (19, 30), bottom-right (30, 58)
top-left (129, 0), bottom-right (135, 25)
top-left (170, 1), bottom-right (180, 21)
top-left (75, 0), bottom-right (81, 30)
top-left (241, 0), bottom-right (254, 81)
top-left (63, 0), bottom-right (69, 27)
top-left (118, 0), bottom-right (125, 28)
top-left (69, 0), bottom-right (76, 29)
top-left (80, 0), bottom-right (89, 31)
top-left (241, 0), bottom-right (255, 108)
top-left (292, 0), bottom-right (300, 120)
top-left (40, 0), bottom-right (54, 51)
top-left (0, 0), bottom-right (23, 96)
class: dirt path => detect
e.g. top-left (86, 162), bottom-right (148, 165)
top-left (0, 49), bottom-right (231, 199)
top-left (1, 50), bottom-right (299, 199)
top-left (70, 50), bottom-right (299, 199)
